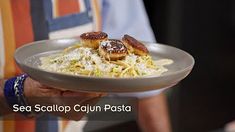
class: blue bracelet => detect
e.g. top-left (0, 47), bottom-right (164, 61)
top-left (4, 74), bottom-right (30, 115)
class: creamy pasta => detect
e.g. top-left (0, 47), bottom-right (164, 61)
top-left (39, 44), bottom-right (173, 77)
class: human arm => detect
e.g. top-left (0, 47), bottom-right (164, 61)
top-left (0, 76), bottom-right (103, 120)
top-left (0, 79), bottom-right (12, 115)
top-left (138, 93), bottom-right (171, 132)
top-left (225, 120), bottom-right (235, 132)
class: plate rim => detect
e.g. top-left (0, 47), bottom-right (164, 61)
top-left (14, 38), bottom-right (195, 80)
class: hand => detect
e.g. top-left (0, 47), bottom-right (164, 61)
top-left (23, 77), bottom-right (105, 120)
top-left (225, 120), bottom-right (235, 132)
top-left (137, 93), bottom-right (171, 132)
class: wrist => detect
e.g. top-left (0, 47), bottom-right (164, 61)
top-left (23, 77), bottom-right (34, 99)
top-left (3, 74), bottom-right (34, 116)
top-left (0, 79), bottom-right (12, 115)
top-left (22, 77), bottom-right (36, 106)
top-left (0, 80), bottom-right (5, 114)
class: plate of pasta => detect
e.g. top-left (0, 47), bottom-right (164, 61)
top-left (14, 32), bottom-right (194, 92)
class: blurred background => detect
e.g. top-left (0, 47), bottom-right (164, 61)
top-left (143, 0), bottom-right (235, 132)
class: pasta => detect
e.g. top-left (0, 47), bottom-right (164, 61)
top-left (39, 43), bottom-right (173, 78)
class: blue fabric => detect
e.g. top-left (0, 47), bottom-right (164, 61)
top-left (4, 77), bottom-right (18, 108)
top-left (36, 115), bottom-right (58, 132)
top-left (101, 0), bottom-right (156, 42)
top-left (42, 0), bottom-right (92, 32)
top-left (4, 74), bottom-right (30, 115)
top-left (48, 13), bottom-right (92, 32)
top-left (30, 0), bottom-right (49, 41)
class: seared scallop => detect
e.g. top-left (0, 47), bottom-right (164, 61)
top-left (99, 39), bottom-right (128, 61)
top-left (80, 31), bottom-right (108, 49)
top-left (122, 35), bottom-right (149, 56)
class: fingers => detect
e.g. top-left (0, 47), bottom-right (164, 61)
top-left (62, 91), bottom-right (106, 97)
top-left (26, 77), bottom-right (107, 97)
top-left (23, 77), bottom-right (109, 121)
top-left (225, 121), bottom-right (235, 132)
top-left (51, 96), bottom-right (101, 121)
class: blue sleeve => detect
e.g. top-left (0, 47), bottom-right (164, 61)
top-left (101, 0), bottom-right (156, 42)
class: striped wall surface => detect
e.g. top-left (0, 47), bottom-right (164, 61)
top-left (0, 13), bottom-right (3, 132)
top-left (0, 0), bottom-right (16, 78)
top-left (0, 9), bottom-right (5, 79)
top-left (0, 118), bottom-right (2, 132)
top-left (0, 0), bottom-right (101, 131)
top-left (91, 0), bottom-right (102, 31)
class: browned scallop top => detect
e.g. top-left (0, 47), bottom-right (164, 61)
top-left (122, 35), bottom-right (149, 53)
top-left (80, 31), bottom-right (108, 40)
top-left (100, 39), bottom-right (127, 54)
